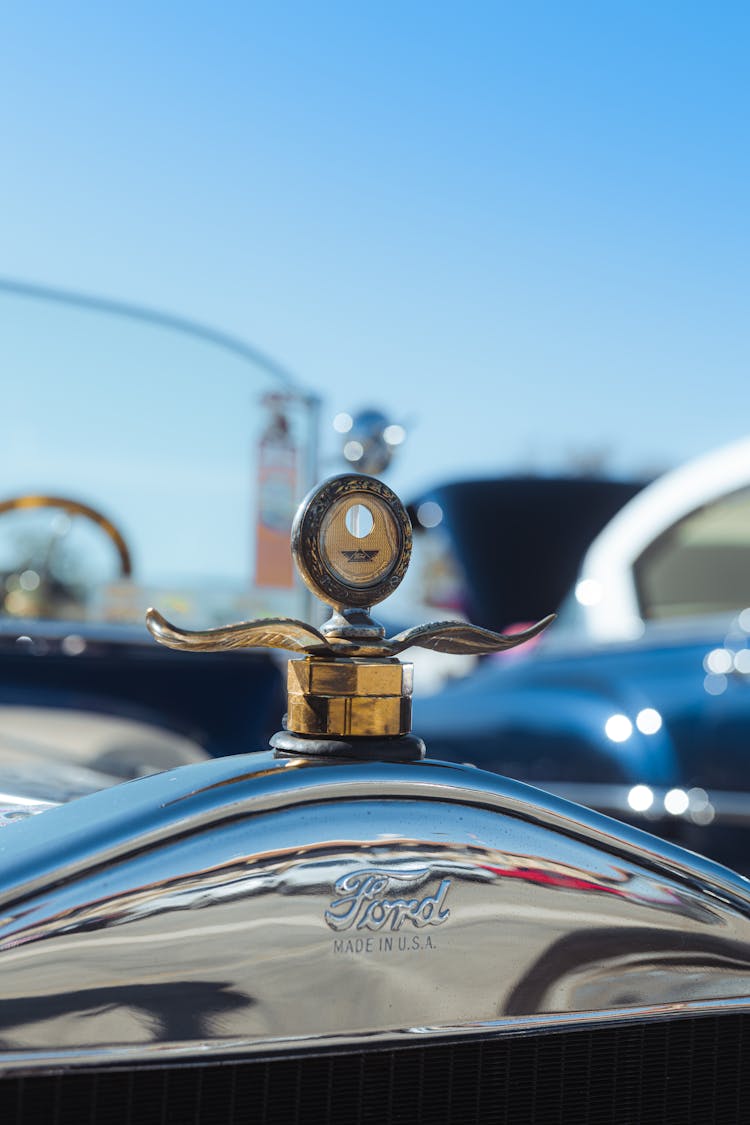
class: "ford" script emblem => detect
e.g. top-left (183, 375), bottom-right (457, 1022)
top-left (325, 869), bottom-right (451, 932)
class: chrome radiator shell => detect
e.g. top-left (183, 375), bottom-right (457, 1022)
top-left (0, 752), bottom-right (749, 1072)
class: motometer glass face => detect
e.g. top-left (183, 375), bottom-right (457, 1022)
top-left (291, 475), bottom-right (412, 609)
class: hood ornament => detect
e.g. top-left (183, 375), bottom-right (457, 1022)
top-left (146, 474), bottom-right (554, 758)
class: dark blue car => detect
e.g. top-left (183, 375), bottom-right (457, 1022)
top-left (414, 437), bottom-right (750, 871)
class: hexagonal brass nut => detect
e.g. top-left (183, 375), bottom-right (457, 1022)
top-left (287, 657), bottom-right (413, 737)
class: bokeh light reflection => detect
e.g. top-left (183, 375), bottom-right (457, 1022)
top-left (383, 424), bottom-right (406, 446)
top-left (704, 648), bottom-right (733, 675)
top-left (635, 708), bottom-right (662, 735)
top-left (343, 440), bottom-right (364, 462)
top-left (627, 785), bottom-right (654, 812)
top-left (664, 789), bottom-right (690, 815)
top-left (416, 501), bottom-right (443, 529)
top-left (605, 714), bottom-right (633, 743)
top-left (575, 578), bottom-right (602, 607)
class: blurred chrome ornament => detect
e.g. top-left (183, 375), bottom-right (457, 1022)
top-left (147, 474), bottom-right (554, 746)
top-left (337, 408), bottom-right (406, 475)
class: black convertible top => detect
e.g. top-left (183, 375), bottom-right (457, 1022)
top-left (408, 476), bottom-right (646, 631)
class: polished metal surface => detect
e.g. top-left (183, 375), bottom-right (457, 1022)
top-left (146, 607), bottom-right (554, 660)
top-left (0, 794), bottom-right (56, 827)
top-left (287, 656), bottom-right (413, 736)
top-left (1, 752), bottom-right (750, 1072)
top-left (145, 607), bottom-right (332, 655)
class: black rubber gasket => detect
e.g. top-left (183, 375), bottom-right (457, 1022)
top-left (270, 729), bottom-right (426, 762)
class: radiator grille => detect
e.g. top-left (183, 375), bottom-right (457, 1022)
top-left (1, 1012), bottom-right (748, 1124)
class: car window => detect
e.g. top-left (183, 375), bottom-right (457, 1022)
top-left (634, 486), bottom-right (750, 620)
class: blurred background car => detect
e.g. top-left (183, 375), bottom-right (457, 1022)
top-left (414, 436), bottom-right (750, 871)
top-left (405, 474), bottom-right (647, 634)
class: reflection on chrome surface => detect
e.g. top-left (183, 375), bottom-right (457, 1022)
top-left (0, 794), bottom-right (55, 827)
top-left (0, 753), bottom-right (749, 1071)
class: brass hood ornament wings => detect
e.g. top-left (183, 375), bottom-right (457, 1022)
top-left (146, 473), bottom-right (554, 755)
top-left (145, 609), bottom-right (332, 656)
top-left (145, 607), bottom-right (555, 659)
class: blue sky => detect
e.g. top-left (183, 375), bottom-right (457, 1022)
top-left (1, 1), bottom-right (749, 514)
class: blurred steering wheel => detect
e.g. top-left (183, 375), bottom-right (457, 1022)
top-left (0, 495), bottom-right (132, 618)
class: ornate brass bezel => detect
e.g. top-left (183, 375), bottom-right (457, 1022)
top-left (291, 474), bottom-right (412, 610)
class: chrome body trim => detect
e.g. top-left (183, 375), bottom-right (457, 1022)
top-left (0, 752), bottom-right (749, 1071)
top-left (3, 753), bottom-right (750, 907)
